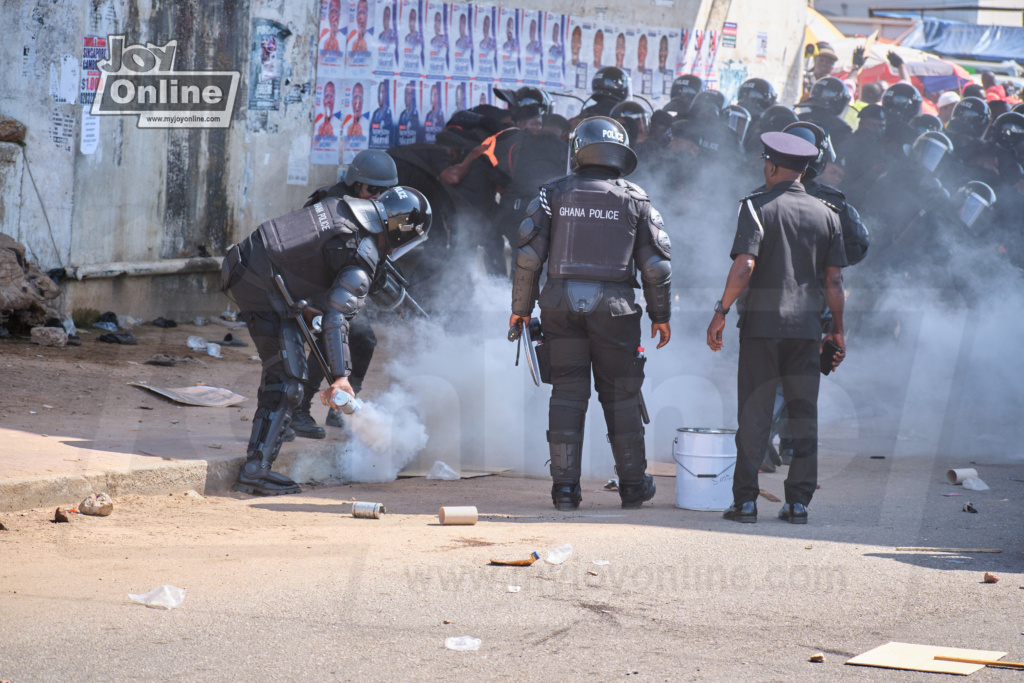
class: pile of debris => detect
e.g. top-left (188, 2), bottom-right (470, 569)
top-left (0, 233), bottom-right (61, 336)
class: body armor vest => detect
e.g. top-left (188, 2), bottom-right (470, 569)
top-left (547, 177), bottom-right (639, 282)
top-left (259, 197), bottom-right (363, 300)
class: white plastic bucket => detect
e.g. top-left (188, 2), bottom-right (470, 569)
top-left (673, 428), bottom-right (737, 511)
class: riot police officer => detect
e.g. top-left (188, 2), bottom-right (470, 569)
top-left (508, 117), bottom-right (672, 511)
top-left (662, 74), bottom-right (703, 117)
top-left (735, 78), bottom-right (777, 126)
top-left (797, 77), bottom-right (853, 150)
top-left (221, 186), bottom-right (432, 495)
top-left (291, 149), bottom-right (399, 439)
top-left (581, 67), bottom-right (631, 118)
top-left (880, 82), bottom-right (923, 153)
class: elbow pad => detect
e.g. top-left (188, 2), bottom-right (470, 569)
top-left (327, 266), bottom-right (371, 317)
top-left (321, 310), bottom-right (352, 378)
top-left (640, 253), bottom-right (672, 324)
top-left (511, 223), bottom-right (549, 316)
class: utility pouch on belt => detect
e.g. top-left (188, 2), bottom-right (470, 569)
top-left (565, 280), bottom-right (604, 315)
top-left (620, 350), bottom-right (646, 394)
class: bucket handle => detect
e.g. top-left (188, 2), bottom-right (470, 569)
top-left (673, 452), bottom-right (736, 479)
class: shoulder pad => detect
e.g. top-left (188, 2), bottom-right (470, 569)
top-left (303, 186), bottom-right (332, 208)
top-left (355, 235), bottom-right (381, 274)
top-left (615, 178), bottom-right (649, 200)
top-left (649, 208), bottom-right (671, 258)
top-left (342, 196), bottom-right (386, 235)
top-left (526, 196), bottom-right (541, 216)
top-left (518, 216), bottom-right (542, 247)
top-left (811, 182), bottom-right (847, 203)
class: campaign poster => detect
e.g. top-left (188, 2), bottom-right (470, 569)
top-left (497, 8), bottom-right (521, 83)
top-left (311, 77), bottom-right (342, 165)
top-left (654, 28), bottom-right (679, 101)
top-left (373, 0), bottom-right (400, 74)
top-left (473, 5), bottom-right (498, 81)
top-left (470, 80), bottom-right (496, 107)
top-left (521, 10), bottom-right (544, 84)
top-left (368, 78), bottom-right (397, 149)
top-left (542, 12), bottom-right (567, 91)
top-left (249, 19), bottom-right (289, 111)
top-left (594, 25), bottom-right (613, 72)
top-left (678, 28), bottom-right (702, 77)
top-left (399, 0), bottom-right (425, 76)
top-left (425, 1), bottom-right (449, 78)
top-left (422, 79), bottom-right (448, 143)
top-left (318, 0), bottom-right (346, 78)
top-left (396, 78), bottom-right (424, 145)
top-left (451, 79), bottom-right (470, 112)
top-left (629, 27), bottom-right (655, 99)
top-left (450, 4), bottom-right (473, 80)
top-left (567, 16), bottom-right (596, 92)
top-left (341, 79), bottom-right (370, 163)
top-left (611, 26), bottom-right (635, 74)
top-left (346, 0), bottom-right (375, 76)
top-left (700, 29), bottom-right (720, 87)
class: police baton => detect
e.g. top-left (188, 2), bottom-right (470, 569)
top-left (274, 274), bottom-right (335, 384)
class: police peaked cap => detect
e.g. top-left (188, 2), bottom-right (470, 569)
top-left (760, 132), bottom-right (819, 171)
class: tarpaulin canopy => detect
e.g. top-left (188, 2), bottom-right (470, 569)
top-left (903, 19), bottom-right (1024, 65)
top-left (832, 41), bottom-right (973, 96)
top-left (805, 7), bottom-right (846, 47)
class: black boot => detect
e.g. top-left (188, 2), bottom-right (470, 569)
top-left (551, 482), bottom-right (582, 511)
top-left (325, 408), bottom-right (344, 428)
top-left (548, 430), bottom-right (583, 511)
top-left (235, 458), bottom-right (301, 495)
top-left (723, 501), bottom-right (757, 523)
top-left (235, 400), bottom-right (301, 496)
top-left (290, 408), bottom-right (325, 439)
top-left (610, 432), bottom-right (655, 509)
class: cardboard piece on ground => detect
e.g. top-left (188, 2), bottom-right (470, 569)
top-left (129, 383), bottom-right (248, 407)
top-left (846, 642), bottom-right (1007, 675)
top-left (397, 468), bottom-right (512, 479)
top-left (646, 461), bottom-right (675, 477)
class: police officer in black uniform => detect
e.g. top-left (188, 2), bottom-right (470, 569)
top-left (509, 117), bottom-right (672, 511)
top-left (797, 76), bottom-right (853, 151)
top-left (221, 186), bottom-right (431, 495)
top-left (663, 74), bottom-right (703, 117)
top-left (580, 67), bottom-right (630, 118)
top-left (735, 78), bottom-right (777, 129)
top-left (707, 132), bottom-right (847, 524)
top-left (289, 149), bottom-right (400, 438)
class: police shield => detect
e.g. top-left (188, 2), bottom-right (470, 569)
top-left (522, 320), bottom-right (541, 387)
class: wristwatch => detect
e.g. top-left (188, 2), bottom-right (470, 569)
top-left (714, 300), bottom-right (730, 315)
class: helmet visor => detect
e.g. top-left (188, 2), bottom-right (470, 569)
top-left (958, 191), bottom-right (989, 230)
top-left (727, 109), bottom-right (749, 140)
top-left (919, 137), bottom-right (948, 173)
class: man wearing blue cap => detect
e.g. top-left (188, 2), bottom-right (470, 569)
top-left (706, 131), bottom-right (848, 525)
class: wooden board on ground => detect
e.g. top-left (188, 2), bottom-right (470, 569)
top-left (846, 642), bottom-right (1008, 675)
top-left (646, 462), bottom-right (675, 477)
top-left (397, 468), bottom-right (512, 479)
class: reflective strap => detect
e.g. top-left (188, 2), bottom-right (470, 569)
top-left (479, 133), bottom-right (499, 166)
top-left (745, 199), bottom-right (765, 240)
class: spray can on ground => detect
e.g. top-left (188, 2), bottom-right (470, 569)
top-left (330, 389), bottom-right (362, 415)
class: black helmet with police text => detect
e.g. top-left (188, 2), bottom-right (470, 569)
top-left (905, 130), bottom-right (954, 174)
top-left (344, 149), bottom-right (399, 189)
top-left (909, 113), bottom-right (943, 137)
top-left (610, 101), bottom-right (650, 129)
top-left (495, 86), bottom-right (554, 114)
top-left (949, 96), bottom-right (992, 138)
top-left (736, 78), bottom-right (777, 116)
top-left (759, 105), bottom-right (799, 134)
top-left (688, 89), bottom-right (726, 123)
top-left (569, 116), bottom-right (638, 177)
top-left (591, 67), bottom-right (630, 103)
top-left (881, 83), bottom-right (923, 124)
top-left (783, 121), bottom-right (835, 180)
top-left (988, 112), bottom-right (1024, 154)
top-left (670, 74), bottom-right (703, 103)
top-left (954, 180), bottom-right (997, 234)
top-left (806, 77), bottom-right (851, 117)
top-left (377, 186), bottom-right (432, 258)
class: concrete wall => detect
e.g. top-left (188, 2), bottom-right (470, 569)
top-left (0, 0), bottom-right (806, 318)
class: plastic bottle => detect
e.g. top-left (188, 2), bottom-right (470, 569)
top-left (330, 388), bottom-right (362, 415)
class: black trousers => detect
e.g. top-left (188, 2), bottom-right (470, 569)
top-left (540, 304), bottom-right (645, 440)
top-left (302, 313), bottom-right (377, 405)
top-left (735, 337), bottom-right (820, 505)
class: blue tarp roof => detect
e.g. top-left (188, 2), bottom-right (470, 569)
top-left (902, 18), bottom-right (1024, 65)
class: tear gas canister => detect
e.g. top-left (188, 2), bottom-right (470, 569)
top-left (330, 389), bottom-right (362, 415)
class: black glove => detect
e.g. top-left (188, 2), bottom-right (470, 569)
top-left (886, 51), bottom-right (904, 69)
top-left (852, 46), bottom-right (866, 69)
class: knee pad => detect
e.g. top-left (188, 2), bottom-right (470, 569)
top-left (284, 380), bottom-right (304, 409)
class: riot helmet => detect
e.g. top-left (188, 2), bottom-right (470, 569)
top-left (344, 149), bottom-right (400, 192)
top-left (610, 101), bottom-right (650, 138)
top-left (783, 121), bottom-right (835, 180)
top-left (1012, 102), bottom-right (1024, 116)
top-left (909, 113), bottom-right (943, 136)
top-left (758, 105), bottom-right (799, 134)
top-left (496, 86), bottom-right (554, 114)
top-left (954, 180), bottom-right (996, 234)
top-left (670, 74), bottom-right (703, 103)
top-left (806, 77), bottom-right (850, 117)
top-left (905, 130), bottom-right (954, 174)
top-left (591, 67), bottom-right (630, 103)
top-left (662, 97), bottom-right (693, 117)
top-left (988, 112), bottom-right (1024, 155)
top-left (725, 104), bottom-right (751, 142)
top-left (736, 78), bottom-right (777, 116)
top-left (376, 186), bottom-right (432, 258)
top-left (688, 89), bottom-right (726, 123)
top-left (949, 97), bottom-right (992, 138)
top-left (963, 83), bottom-right (985, 100)
top-left (881, 82), bottom-right (923, 124)
top-left (569, 116), bottom-right (638, 177)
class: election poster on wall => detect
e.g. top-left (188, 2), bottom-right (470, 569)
top-left (311, 76), bottom-right (342, 164)
top-left (373, 0), bottom-right (400, 74)
top-left (425, 1), bottom-right (449, 78)
top-left (399, 0), bottom-right (425, 76)
top-left (346, 0), bottom-right (375, 77)
top-left (341, 78), bottom-right (370, 163)
top-left (368, 77), bottom-right (398, 149)
top-left (654, 28), bottom-right (678, 101)
top-left (542, 12), bottom-right (567, 91)
top-left (521, 10), bottom-right (544, 84)
top-left (450, 4), bottom-right (473, 80)
top-left (422, 79), bottom-right (448, 142)
top-left (497, 8), bottom-right (521, 83)
top-left (700, 29), bottom-right (721, 88)
top-left (631, 27), bottom-right (656, 99)
top-left (566, 16), bottom-right (594, 93)
top-left (318, 0), bottom-right (346, 78)
top-left (396, 78), bottom-right (424, 145)
top-left (473, 5), bottom-right (498, 82)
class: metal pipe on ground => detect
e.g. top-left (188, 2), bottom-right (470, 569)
top-left (66, 257), bottom-right (224, 281)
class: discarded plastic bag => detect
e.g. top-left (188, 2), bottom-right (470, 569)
top-left (93, 321), bottom-right (118, 332)
top-left (205, 342), bottom-right (222, 358)
top-left (426, 461), bottom-right (459, 480)
top-left (962, 477), bottom-right (989, 491)
top-left (445, 636), bottom-right (481, 651)
top-left (186, 336), bottom-right (207, 350)
top-left (128, 585), bottom-right (186, 610)
top-left (546, 543), bottom-right (573, 565)
top-left (593, 560), bottom-right (610, 566)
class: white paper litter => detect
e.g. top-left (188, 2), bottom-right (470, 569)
top-left (593, 560), bottom-right (610, 566)
top-left (962, 477), bottom-right (990, 491)
top-left (426, 461), bottom-right (460, 480)
top-left (128, 585), bottom-right (186, 610)
top-left (507, 585), bottom-right (521, 593)
top-left (445, 636), bottom-right (481, 651)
